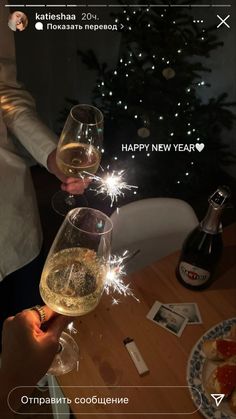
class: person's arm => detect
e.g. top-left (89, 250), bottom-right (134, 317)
top-left (0, 64), bottom-right (58, 169)
top-left (0, 1), bottom-right (57, 168)
top-left (0, 307), bottom-right (72, 418)
top-left (0, 64), bottom-right (90, 193)
top-left (0, 2), bottom-right (89, 194)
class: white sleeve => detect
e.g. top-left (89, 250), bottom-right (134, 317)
top-left (0, 0), bottom-right (57, 169)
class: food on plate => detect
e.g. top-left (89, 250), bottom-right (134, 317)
top-left (229, 388), bottom-right (236, 414)
top-left (206, 356), bottom-right (236, 397)
top-left (202, 339), bottom-right (236, 361)
top-left (203, 327), bottom-right (236, 414)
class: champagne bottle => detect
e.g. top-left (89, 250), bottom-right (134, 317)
top-left (176, 186), bottom-right (230, 290)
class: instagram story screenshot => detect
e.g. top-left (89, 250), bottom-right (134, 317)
top-left (0, 0), bottom-right (236, 418)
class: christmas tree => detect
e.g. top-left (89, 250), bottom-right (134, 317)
top-left (78, 0), bottom-right (235, 201)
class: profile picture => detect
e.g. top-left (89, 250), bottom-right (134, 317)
top-left (8, 11), bottom-right (28, 32)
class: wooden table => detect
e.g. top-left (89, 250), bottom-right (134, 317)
top-left (58, 224), bottom-right (236, 418)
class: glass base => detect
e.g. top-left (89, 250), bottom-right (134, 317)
top-left (47, 332), bottom-right (79, 376)
top-left (52, 190), bottom-right (88, 216)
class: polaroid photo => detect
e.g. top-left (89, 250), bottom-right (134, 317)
top-left (146, 301), bottom-right (188, 337)
top-left (167, 303), bottom-right (202, 325)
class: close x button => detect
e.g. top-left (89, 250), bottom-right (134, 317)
top-left (217, 14), bottom-right (230, 29)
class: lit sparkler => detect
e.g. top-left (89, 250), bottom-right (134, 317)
top-left (83, 169), bottom-right (138, 207)
top-left (105, 251), bottom-right (140, 302)
top-left (66, 250), bottom-right (139, 337)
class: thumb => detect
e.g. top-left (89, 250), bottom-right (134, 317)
top-left (47, 315), bottom-right (74, 340)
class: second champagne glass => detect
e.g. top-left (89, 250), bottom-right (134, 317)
top-left (52, 104), bottom-right (104, 216)
top-left (39, 207), bottom-right (113, 375)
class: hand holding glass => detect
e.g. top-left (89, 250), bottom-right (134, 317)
top-left (52, 105), bottom-right (104, 215)
top-left (39, 207), bottom-right (112, 374)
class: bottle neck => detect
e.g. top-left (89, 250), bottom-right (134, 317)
top-left (201, 205), bottom-right (223, 234)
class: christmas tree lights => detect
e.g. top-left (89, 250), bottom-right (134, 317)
top-left (77, 0), bottom-right (235, 196)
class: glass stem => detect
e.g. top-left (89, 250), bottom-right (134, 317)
top-left (57, 343), bottom-right (63, 354)
top-left (65, 194), bottom-right (75, 206)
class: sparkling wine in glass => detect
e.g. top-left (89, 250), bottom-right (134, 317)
top-left (52, 105), bottom-right (104, 216)
top-left (39, 207), bottom-right (112, 375)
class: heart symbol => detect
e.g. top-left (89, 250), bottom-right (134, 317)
top-left (195, 143), bottom-right (205, 152)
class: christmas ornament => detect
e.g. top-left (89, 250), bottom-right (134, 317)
top-left (162, 67), bottom-right (176, 80)
top-left (137, 127), bottom-right (150, 138)
top-left (137, 114), bottom-right (150, 138)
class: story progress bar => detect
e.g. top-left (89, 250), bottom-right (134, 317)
top-left (4, 4), bottom-right (232, 8)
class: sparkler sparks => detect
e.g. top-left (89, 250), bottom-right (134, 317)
top-left (105, 251), bottom-right (139, 302)
top-left (84, 169), bottom-right (138, 206)
top-left (111, 298), bottom-right (121, 305)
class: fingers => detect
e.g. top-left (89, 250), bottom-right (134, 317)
top-left (47, 315), bottom-right (75, 340)
top-left (61, 183), bottom-right (84, 195)
top-left (61, 178), bottom-right (91, 195)
top-left (21, 305), bottom-right (57, 325)
top-left (65, 177), bottom-right (92, 185)
top-left (2, 316), bottom-right (14, 328)
top-left (40, 306), bottom-right (58, 323)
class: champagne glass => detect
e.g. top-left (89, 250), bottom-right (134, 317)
top-left (39, 207), bottom-right (113, 375)
top-left (52, 104), bottom-right (104, 216)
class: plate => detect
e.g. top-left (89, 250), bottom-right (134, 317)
top-left (187, 318), bottom-right (236, 419)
